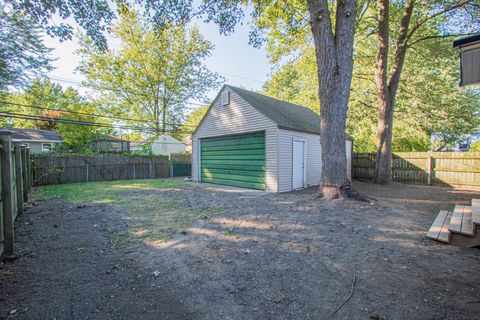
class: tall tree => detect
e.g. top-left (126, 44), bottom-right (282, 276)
top-left (141, 0), bottom-right (361, 199)
top-left (0, 10), bottom-right (53, 90)
top-left (77, 9), bottom-right (222, 135)
top-left (2, 79), bottom-right (101, 149)
top-left (373, 0), bottom-right (480, 183)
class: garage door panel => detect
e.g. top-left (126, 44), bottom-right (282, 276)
top-left (201, 168), bottom-right (265, 177)
top-left (201, 131), bottom-right (265, 190)
top-left (201, 137), bottom-right (265, 148)
top-left (201, 149), bottom-right (265, 156)
top-left (201, 154), bottom-right (265, 161)
top-left (201, 164), bottom-right (265, 171)
top-left (201, 172), bottom-right (265, 183)
top-left (201, 177), bottom-right (264, 190)
top-left (201, 143), bottom-right (265, 152)
top-left (202, 159), bottom-right (265, 166)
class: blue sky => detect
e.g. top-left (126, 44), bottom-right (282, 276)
top-left (42, 17), bottom-right (272, 105)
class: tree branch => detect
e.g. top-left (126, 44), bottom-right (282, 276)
top-left (408, 32), bottom-right (478, 47)
top-left (406, 0), bottom-right (473, 42)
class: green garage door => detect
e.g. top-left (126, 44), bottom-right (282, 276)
top-left (200, 131), bottom-right (265, 190)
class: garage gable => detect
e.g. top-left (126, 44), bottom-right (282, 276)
top-left (193, 87), bottom-right (277, 139)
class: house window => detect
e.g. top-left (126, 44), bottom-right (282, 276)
top-left (42, 143), bottom-right (53, 152)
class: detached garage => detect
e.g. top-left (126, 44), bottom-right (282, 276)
top-left (192, 85), bottom-right (353, 192)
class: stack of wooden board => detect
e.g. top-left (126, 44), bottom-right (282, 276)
top-left (426, 199), bottom-right (480, 247)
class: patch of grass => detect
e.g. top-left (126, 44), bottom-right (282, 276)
top-left (32, 179), bottom-right (184, 204)
top-left (32, 179), bottom-right (225, 244)
top-left (110, 232), bottom-right (133, 250)
top-left (223, 229), bottom-right (235, 237)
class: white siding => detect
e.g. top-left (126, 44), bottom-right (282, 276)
top-left (346, 139), bottom-right (353, 182)
top-left (278, 129), bottom-right (353, 192)
top-left (150, 135), bottom-right (186, 155)
top-left (278, 129), bottom-right (322, 192)
top-left (192, 88), bottom-right (279, 192)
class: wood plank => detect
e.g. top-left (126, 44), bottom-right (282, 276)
top-left (437, 212), bottom-right (453, 243)
top-left (471, 199), bottom-right (480, 225)
top-left (461, 206), bottom-right (474, 236)
top-left (426, 210), bottom-right (451, 242)
top-left (449, 205), bottom-right (464, 234)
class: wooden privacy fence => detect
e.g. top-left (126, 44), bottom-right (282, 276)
top-left (354, 152), bottom-right (480, 186)
top-left (0, 130), bottom-right (32, 258)
top-left (31, 154), bottom-right (172, 186)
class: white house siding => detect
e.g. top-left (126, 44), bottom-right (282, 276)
top-left (277, 129), bottom-right (353, 192)
top-left (192, 89), bottom-right (279, 192)
top-left (150, 135), bottom-right (187, 155)
top-left (277, 129), bottom-right (322, 192)
top-left (346, 139), bottom-right (353, 181)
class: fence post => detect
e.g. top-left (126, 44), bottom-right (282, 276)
top-left (85, 165), bottom-right (89, 182)
top-left (0, 131), bottom-right (14, 256)
top-left (133, 163), bottom-right (136, 180)
top-left (149, 158), bottom-right (153, 179)
top-left (427, 153), bottom-right (433, 186)
top-left (21, 145), bottom-right (28, 202)
top-left (26, 147), bottom-right (32, 191)
top-left (13, 143), bottom-right (24, 216)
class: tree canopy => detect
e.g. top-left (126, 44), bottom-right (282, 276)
top-left (1, 79), bottom-right (104, 149)
top-left (77, 9), bottom-right (222, 136)
top-left (0, 11), bottom-right (54, 90)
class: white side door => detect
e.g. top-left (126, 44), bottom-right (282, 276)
top-left (292, 140), bottom-right (305, 189)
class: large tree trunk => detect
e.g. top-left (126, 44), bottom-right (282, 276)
top-left (307, 0), bottom-right (357, 200)
top-left (374, 0), bottom-right (415, 184)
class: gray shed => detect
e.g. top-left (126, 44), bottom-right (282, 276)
top-left (192, 85), bottom-right (353, 192)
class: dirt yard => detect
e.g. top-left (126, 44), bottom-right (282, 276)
top-left (1, 180), bottom-right (480, 319)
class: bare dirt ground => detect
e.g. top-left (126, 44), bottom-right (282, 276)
top-left (1, 180), bottom-right (480, 319)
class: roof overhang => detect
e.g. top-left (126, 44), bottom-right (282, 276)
top-left (453, 34), bottom-right (480, 87)
top-left (12, 139), bottom-right (63, 143)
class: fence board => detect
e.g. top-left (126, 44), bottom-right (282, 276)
top-left (353, 152), bottom-right (480, 186)
top-left (32, 154), bottom-right (171, 186)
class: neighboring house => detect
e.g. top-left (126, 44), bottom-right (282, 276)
top-left (132, 134), bottom-right (187, 155)
top-left (453, 34), bottom-right (480, 87)
top-left (86, 136), bottom-right (130, 153)
top-left (1, 128), bottom-right (63, 153)
top-left (192, 85), bottom-right (353, 192)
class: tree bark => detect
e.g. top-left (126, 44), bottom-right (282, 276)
top-left (307, 0), bottom-right (357, 200)
top-left (373, 0), bottom-right (391, 184)
top-left (374, 0), bottom-right (415, 184)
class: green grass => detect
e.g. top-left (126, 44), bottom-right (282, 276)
top-left (32, 179), bottom-right (184, 204)
top-left (32, 179), bottom-right (224, 245)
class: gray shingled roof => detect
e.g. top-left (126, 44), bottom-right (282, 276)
top-left (227, 85), bottom-right (352, 140)
top-left (227, 85), bottom-right (321, 134)
top-left (1, 128), bottom-right (63, 141)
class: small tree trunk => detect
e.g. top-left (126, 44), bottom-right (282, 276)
top-left (162, 102), bottom-right (167, 133)
top-left (307, 0), bottom-right (357, 200)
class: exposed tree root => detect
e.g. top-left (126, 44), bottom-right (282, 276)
top-left (319, 184), bottom-right (375, 203)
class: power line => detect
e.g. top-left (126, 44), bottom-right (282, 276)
top-left (0, 101), bottom-right (199, 128)
top-left (26, 73), bottom-right (207, 107)
top-left (0, 112), bottom-right (194, 134)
